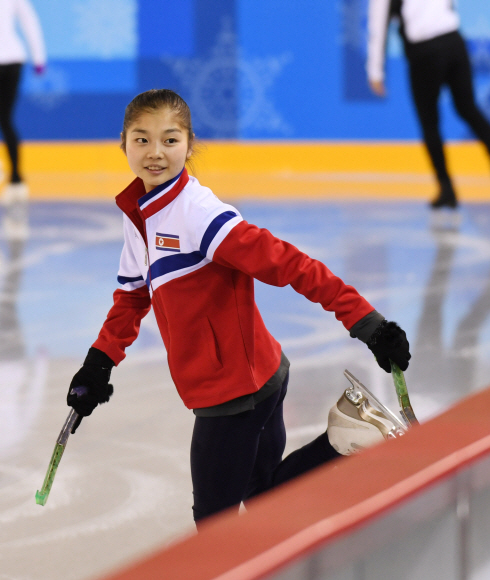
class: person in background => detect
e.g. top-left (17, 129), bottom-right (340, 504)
top-left (0, 0), bottom-right (46, 204)
top-left (367, 0), bottom-right (490, 209)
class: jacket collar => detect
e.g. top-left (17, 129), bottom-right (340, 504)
top-left (116, 168), bottom-right (190, 239)
top-left (137, 168), bottom-right (184, 210)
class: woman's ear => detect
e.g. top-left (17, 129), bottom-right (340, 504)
top-left (120, 132), bottom-right (127, 154)
top-left (186, 133), bottom-right (195, 159)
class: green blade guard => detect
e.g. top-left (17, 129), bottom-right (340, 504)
top-left (36, 408), bottom-right (79, 506)
top-left (390, 360), bottom-right (419, 426)
top-left (35, 444), bottom-right (65, 505)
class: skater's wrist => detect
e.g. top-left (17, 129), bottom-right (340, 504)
top-left (349, 311), bottom-right (385, 343)
top-left (83, 347), bottom-right (115, 370)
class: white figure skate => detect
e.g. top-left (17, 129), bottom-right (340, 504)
top-left (327, 370), bottom-right (409, 456)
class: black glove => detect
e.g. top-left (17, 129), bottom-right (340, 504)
top-left (366, 320), bottom-right (411, 373)
top-left (67, 347), bottom-right (115, 420)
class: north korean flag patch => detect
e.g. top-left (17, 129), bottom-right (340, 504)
top-left (155, 233), bottom-right (180, 252)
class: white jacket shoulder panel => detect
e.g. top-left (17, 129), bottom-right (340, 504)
top-left (142, 177), bottom-right (242, 293)
top-left (181, 176), bottom-right (243, 259)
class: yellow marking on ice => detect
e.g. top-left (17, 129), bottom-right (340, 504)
top-left (0, 141), bottom-right (489, 201)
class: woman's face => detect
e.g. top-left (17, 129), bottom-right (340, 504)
top-left (125, 107), bottom-right (192, 193)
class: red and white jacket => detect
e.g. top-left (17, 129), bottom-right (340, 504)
top-left (93, 169), bottom-right (375, 409)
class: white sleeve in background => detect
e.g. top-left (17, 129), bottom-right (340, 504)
top-left (16, 0), bottom-right (46, 66)
top-left (366, 0), bottom-right (392, 83)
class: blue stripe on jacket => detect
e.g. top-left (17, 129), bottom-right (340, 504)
top-left (199, 211), bottom-right (237, 257)
top-left (149, 251), bottom-right (204, 282)
top-left (117, 275), bottom-right (144, 285)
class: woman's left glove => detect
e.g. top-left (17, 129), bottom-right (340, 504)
top-left (366, 320), bottom-right (411, 373)
top-left (67, 347), bottom-right (115, 417)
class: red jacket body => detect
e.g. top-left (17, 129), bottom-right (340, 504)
top-left (93, 170), bottom-right (375, 409)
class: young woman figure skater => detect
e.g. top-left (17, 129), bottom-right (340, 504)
top-left (0, 0), bottom-right (46, 202)
top-left (67, 89), bottom-right (411, 526)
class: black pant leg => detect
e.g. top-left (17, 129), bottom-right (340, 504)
top-left (191, 372), bottom-right (341, 526)
top-left (246, 373), bottom-right (340, 498)
top-left (267, 430), bottom-right (340, 490)
top-left (243, 375), bottom-right (289, 500)
top-left (0, 64), bottom-right (23, 183)
top-left (446, 33), bottom-right (490, 155)
top-left (190, 384), bottom-right (286, 525)
top-left (406, 40), bottom-right (452, 188)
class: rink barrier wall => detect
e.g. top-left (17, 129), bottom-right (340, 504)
top-left (98, 385), bottom-right (490, 580)
top-left (1, 140), bottom-right (489, 201)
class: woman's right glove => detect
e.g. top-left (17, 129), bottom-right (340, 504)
top-left (366, 320), bottom-right (411, 373)
top-left (350, 311), bottom-right (411, 373)
top-left (67, 347), bottom-right (115, 419)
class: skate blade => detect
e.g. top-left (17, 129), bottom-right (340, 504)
top-left (344, 370), bottom-right (409, 430)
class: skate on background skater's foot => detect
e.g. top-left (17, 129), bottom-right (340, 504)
top-left (430, 181), bottom-right (458, 210)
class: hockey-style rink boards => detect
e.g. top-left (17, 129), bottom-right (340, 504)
top-left (2, 196), bottom-right (490, 579)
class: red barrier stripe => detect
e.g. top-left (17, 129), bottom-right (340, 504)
top-left (100, 386), bottom-right (490, 580)
top-left (213, 434), bottom-right (490, 580)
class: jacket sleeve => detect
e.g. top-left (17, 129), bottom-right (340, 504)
top-left (17, 0), bottom-right (46, 67)
top-left (211, 221), bottom-right (375, 331)
top-left (92, 221), bottom-right (151, 365)
top-left (366, 0), bottom-right (392, 83)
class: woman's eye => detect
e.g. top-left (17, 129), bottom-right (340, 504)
top-left (136, 138), bottom-right (147, 143)
top-left (166, 138), bottom-right (177, 144)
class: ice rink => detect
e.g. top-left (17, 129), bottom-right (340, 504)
top-left (2, 197), bottom-right (490, 580)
